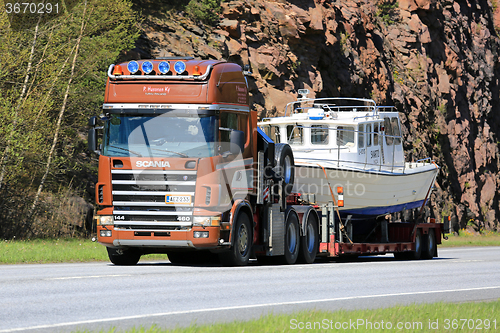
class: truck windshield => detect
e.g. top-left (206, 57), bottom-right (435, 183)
top-left (102, 114), bottom-right (217, 158)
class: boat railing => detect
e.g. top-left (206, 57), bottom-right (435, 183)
top-left (376, 106), bottom-right (397, 112)
top-left (285, 97), bottom-right (377, 117)
top-left (294, 154), bottom-right (408, 173)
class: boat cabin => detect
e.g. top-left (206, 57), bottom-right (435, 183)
top-left (260, 97), bottom-right (405, 172)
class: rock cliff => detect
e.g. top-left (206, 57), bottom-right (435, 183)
top-left (130, 0), bottom-right (500, 231)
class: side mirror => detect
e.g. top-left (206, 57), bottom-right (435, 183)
top-left (88, 116), bottom-right (100, 154)
top-left (230, 130), bottom-right (245, 155)
top-left (88, 128), bottom-right (98, 153)
top-left (88, 116), bottom-right (97, 127)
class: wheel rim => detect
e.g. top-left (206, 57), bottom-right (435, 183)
top-left (237, 224), bottom-right (249, 255)
top-left (283, 156), bottom-right (292, 183)
top-left (287, 221), bottom-right (297, 253)
top-left (306, 222), bottom-right (315, 253)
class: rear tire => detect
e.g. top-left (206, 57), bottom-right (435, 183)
top-left (297, 214), bottom-right (318, 264)
top-left (282, 211), bottom-right (300, 264)
top-left (393, 229), bottom-right (423, 260)
top-left (219, 213), bottom-right (252, 266)
top-left (422, 229), bottom-right (436, 259)
top-left (107, 247), bottom-right (141, 266)
top-left (410, 229), bottom-right (422, 260)
top-left (274, 143), bottom-right (294, 195)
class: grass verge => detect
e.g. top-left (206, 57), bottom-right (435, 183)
top-left (439, 230), bottom-right (500, 247)
top-left (79, 300), bottom-right (500, 332)
top-left (1, 230), bottom-right (498, 264)
top-left (0, 238), bottom-right (169, 264)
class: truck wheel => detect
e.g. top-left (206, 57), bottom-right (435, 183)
top-left (107, 247), bottom-right (141, 266)
top-left (282, 211), bottom-right (300, 264)
top-left (297, 214), bottom-right (318, 264)
top-left (410, 229), bottom-right (422, 260)
top-left (219, 213), bottom-right (252, 266)
top-left (274, 143), bottom-right (294, 195)
top-left (421, 229), bottom-right (436, 259)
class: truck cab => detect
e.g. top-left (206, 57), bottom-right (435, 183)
top-left (89, 58), bottom-right (259, 265)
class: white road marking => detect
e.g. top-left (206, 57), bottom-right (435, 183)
top-left (2, 285), bottom-right (500, 332)
top-left (45, 274), bottom-right (131, 280)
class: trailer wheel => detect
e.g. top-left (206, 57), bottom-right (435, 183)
top-left (282, 211), bottom-right (300, 264)
top-left (421, 229), bottom-right (436, 259)
top-left (274, 143), bottom-right (294, 195)
top-left (219, 213), bottom-right (252, 266)
top-left (394, 229), bottom-right (422, 261)
top-left (410, 229), bottom-right (422, 260)
top-left (107, 247), bottom-right (141, 266)
top-left (297, 214), bottom-right (318, 264)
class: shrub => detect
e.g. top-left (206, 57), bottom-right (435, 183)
top-left (185, 0), bottom-right (223, 25)
top-left (377, 0), bottom-right (399, 25)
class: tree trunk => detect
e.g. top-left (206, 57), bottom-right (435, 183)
top-left (27, 1), bottom-right (89, 229)
top-left (0, 15), bottom-right (42, 189)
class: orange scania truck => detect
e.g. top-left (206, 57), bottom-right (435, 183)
top-left (88, 57), bottom-right (443, 266)
top-left (88, 57), bottom-right (318, 266)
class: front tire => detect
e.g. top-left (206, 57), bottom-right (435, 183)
top-left (107, 247), bottom-right (141, 266)
top-left (219, 213), bottom-right (252, 266)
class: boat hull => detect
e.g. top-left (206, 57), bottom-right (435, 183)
top-left (293, 161), bottom-right (438, 220)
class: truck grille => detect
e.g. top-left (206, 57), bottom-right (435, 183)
top-left (111, 169), bottom-right (195, 230)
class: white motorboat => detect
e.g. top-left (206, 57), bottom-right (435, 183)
top-left (258, 91), bottom-right (438, 228)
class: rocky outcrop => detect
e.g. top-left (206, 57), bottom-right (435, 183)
top-left (131, 0), bottom-right (500, 231)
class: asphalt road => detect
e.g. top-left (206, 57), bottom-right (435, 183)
top-left (1, 247), bottom-right (500, 332)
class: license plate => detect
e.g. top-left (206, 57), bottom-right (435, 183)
top-left (165, 195), bottom-right (191, 204)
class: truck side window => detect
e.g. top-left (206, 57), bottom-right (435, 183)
top-left (311, 124), bottom-right (328, 145)
top-left (384, 117), bottom-right (393, 146)
top-left (391, 117), bottom-right (401, 145)
top-left (220, 112), bottom-right (239, 143)
top-left (286, 125), bottom-right (303, 145)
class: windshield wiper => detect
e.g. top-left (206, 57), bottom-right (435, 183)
top-left (109, 145), bottom-right (143, 157)
top-left (149, 148), bottom-right (189, 158)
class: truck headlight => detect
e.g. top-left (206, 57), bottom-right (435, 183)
top-left (193, 231), bottom-right (209, 238)
top-left (97, 215), bottom-right (114, 225)
top-left (193, 216), bottom-right (220, 227)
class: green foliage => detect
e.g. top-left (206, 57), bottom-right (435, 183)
top-left (0, 0), bottom-right (140, 239)
top-left (339, 32), bottom-right (350, 54)
top-left (185, 0), bottom-right (223, 25)
top-left (377, 0), bottom-right (399, 25)
top-left (78, 300), bottom-right (500, 332)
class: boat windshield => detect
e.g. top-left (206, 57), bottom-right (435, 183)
top-left (102, 113), bottom-right (217, 158)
